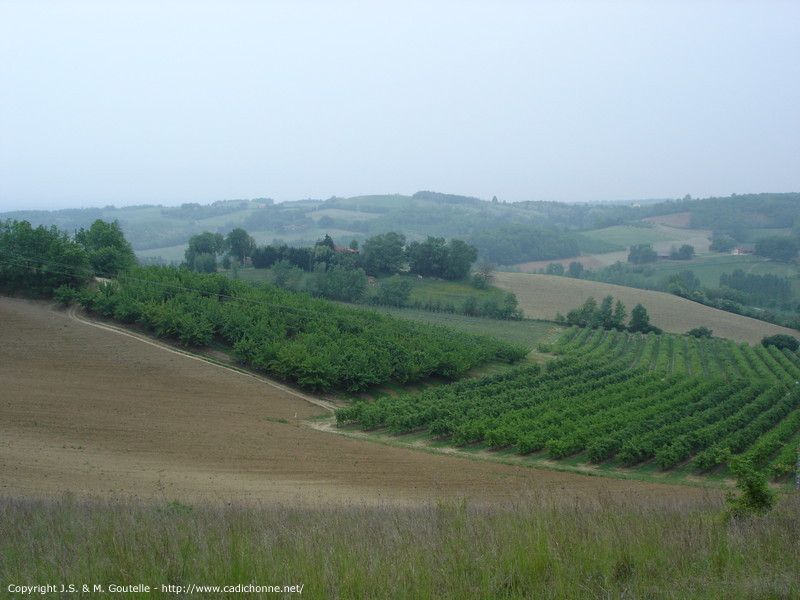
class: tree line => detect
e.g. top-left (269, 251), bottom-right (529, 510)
top-left (181, 228), bottom-right (526, 318)
top-left (0, 218), bottom-right (135, 297)
top-left (556, 295), bottom-right (662, 334)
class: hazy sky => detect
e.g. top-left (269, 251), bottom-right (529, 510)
top-left (1, 0), bottom-right (799, 211)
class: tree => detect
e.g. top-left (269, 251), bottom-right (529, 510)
top-left (567, 261), bottom-right (584, 278)
top-left (499, 292), bottom-right (523, 320)
top-left (545, 262), bottom-right (565, 276)
top-left (252, 245), bottom-right (281, 268)
top-left (628, 244), bottom-right (657, 264)
top-left (761, 334), bottom-right (799, 352)
top-left (0, 219), bottom-right (90, 296)
top-left (316, 234), bottom-right (335, 250)
top-left (75, 219), bottom-right (136, 276)
top-left (755, 236), bottom-right (800, 262)
top-left (709, 234), bottom-right (737, 253)
top-left (361, 232), bottom-right (406, 275)
top-left (193, 253), bottom-right (218, 273)
top-left (406, 237), bottom-right (448, 277)
top-left (185, 232), bottom-right (225, 271)
top-left (725, 456), bottom-right (775, 519)
top-left (565, 297), bottom-right (598, 328)
top-left (669, 244), bottom-right (694, 260)
top-left (612, 300), bottom-right (627, 330)
top-left (596, 296), bottom-right (614, 329)
top-left (271, 259), bottom-right (304, 290)
top-left (376, 274), bottom-right (412, 306)
top-left (442, 239), bottom-right (478, 280)
top-left (628, 303), bottom-right (661, 334)
top-left (307, 264), bottom-right (367, 302)
top-left (226, 228), bottom-right (256, 264)
top-left (687, 326), bottom-right (713, 338)
top-left (463, 295), bottom-right (478, 316)
top-left (474, 260), bottom-right (496, 287)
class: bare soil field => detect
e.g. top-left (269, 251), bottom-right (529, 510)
top-left (1, 297), bottom-right (723, 507)
top-left (493, 272), bottom-right (799, 344)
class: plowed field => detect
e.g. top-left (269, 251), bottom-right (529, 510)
top-left (1, 297), bottom-right (720, 506)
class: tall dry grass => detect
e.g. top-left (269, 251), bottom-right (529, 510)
top-left (1, 492), bottom-right (798, 599)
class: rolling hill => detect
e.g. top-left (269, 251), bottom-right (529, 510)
top-left (493, 272), bottom-right (798, 344)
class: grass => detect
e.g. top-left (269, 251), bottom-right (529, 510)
top-left (630, 253), bottom-right (799, 290)
top-left (370, 306), bottom-right (561, 348)
top-left (3, 493), bottom-right (798, 599)
top-left (226, 268), bottom-right (551, 346)
top-left (578, 224), bottom-right (675, 247)
top-left (402, 275), bottom-right (506, 305)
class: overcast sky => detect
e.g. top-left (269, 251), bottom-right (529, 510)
top-left (1, 0), bottom-right (798, 211)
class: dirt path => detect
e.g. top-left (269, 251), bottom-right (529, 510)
top-left (66, 304), bottom-right (340, 414)
top-left (1, 297), bottom-right (722, 507)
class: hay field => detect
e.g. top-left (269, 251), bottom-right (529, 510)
top-left (0, 296), bottom-right (713, 506)
top-left (494, 272), bottom-right (798, 344)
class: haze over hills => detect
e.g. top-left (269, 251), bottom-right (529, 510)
top-left (3, 191), bottom-right (798, 264)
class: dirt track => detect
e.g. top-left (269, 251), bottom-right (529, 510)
top-left (1, 297), bottom-right (721, 506)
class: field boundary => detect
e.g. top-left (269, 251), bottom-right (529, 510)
top-left (306, 418), bottom-right (743, 490)
top-left (65, 303), bottom-right (339, 414)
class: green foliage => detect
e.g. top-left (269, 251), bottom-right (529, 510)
top-left (567, 261), bottom-right (584, 277)
top-left (761, 334), bottom-right (799, 352)
top-left (0, 219), bottom-right (90, 297)
top-left (375, 274), bottom-right (412, 307)
top-left (627, 244), bottom-right (657, 264)
top-left (470, 272), bottom-right (489, 289)
top-left (468, 225), bottom-right (580, 265)
top-left (669, 244), bottom-right (694, 260)
top-left (686, 326), bottom-right (713, 338)
top-left (405, 236), bottom-right (478, 280)
top-left (75, 266), bottom-right (521, 391)
top-left (75, 219), bottom-right (136, 276)
top-left (361, 232), bottom-right (406, 275)
top-left (754, 235), bottom-right (800, 262)
top-left (725, 456), bottom-right (776, 519)
top-left (307, 264), bottom-right (368, 302)
top-left (185, 232), bottom-right (225, 271)
top-left (720, 269), bottom-right (792, 306)
top-left (564, 296), bottom-right (627, 330)
top-left (628, 303), bottom-right (661, 334)
top-left (710, 234), bottom-right (737, 252)
top-left (545, 262), bottom-right (564, 275)
top-left (193, 253), bottom-right (218, 273)
top-left (225, 228), bottom-right (256, 263)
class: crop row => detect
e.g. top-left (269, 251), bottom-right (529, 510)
top-left (74, 266), bottom-right (529, 391)
top-left (336, 356), bottom-right (800, 476)
top-left (551, 326), bottom-right (800, 383)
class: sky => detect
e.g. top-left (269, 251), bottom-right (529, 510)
top-left (1, 0), bottom-right (799, 211)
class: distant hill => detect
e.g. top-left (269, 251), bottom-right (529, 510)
top-left (2, 191), bottom-right (798, 267)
